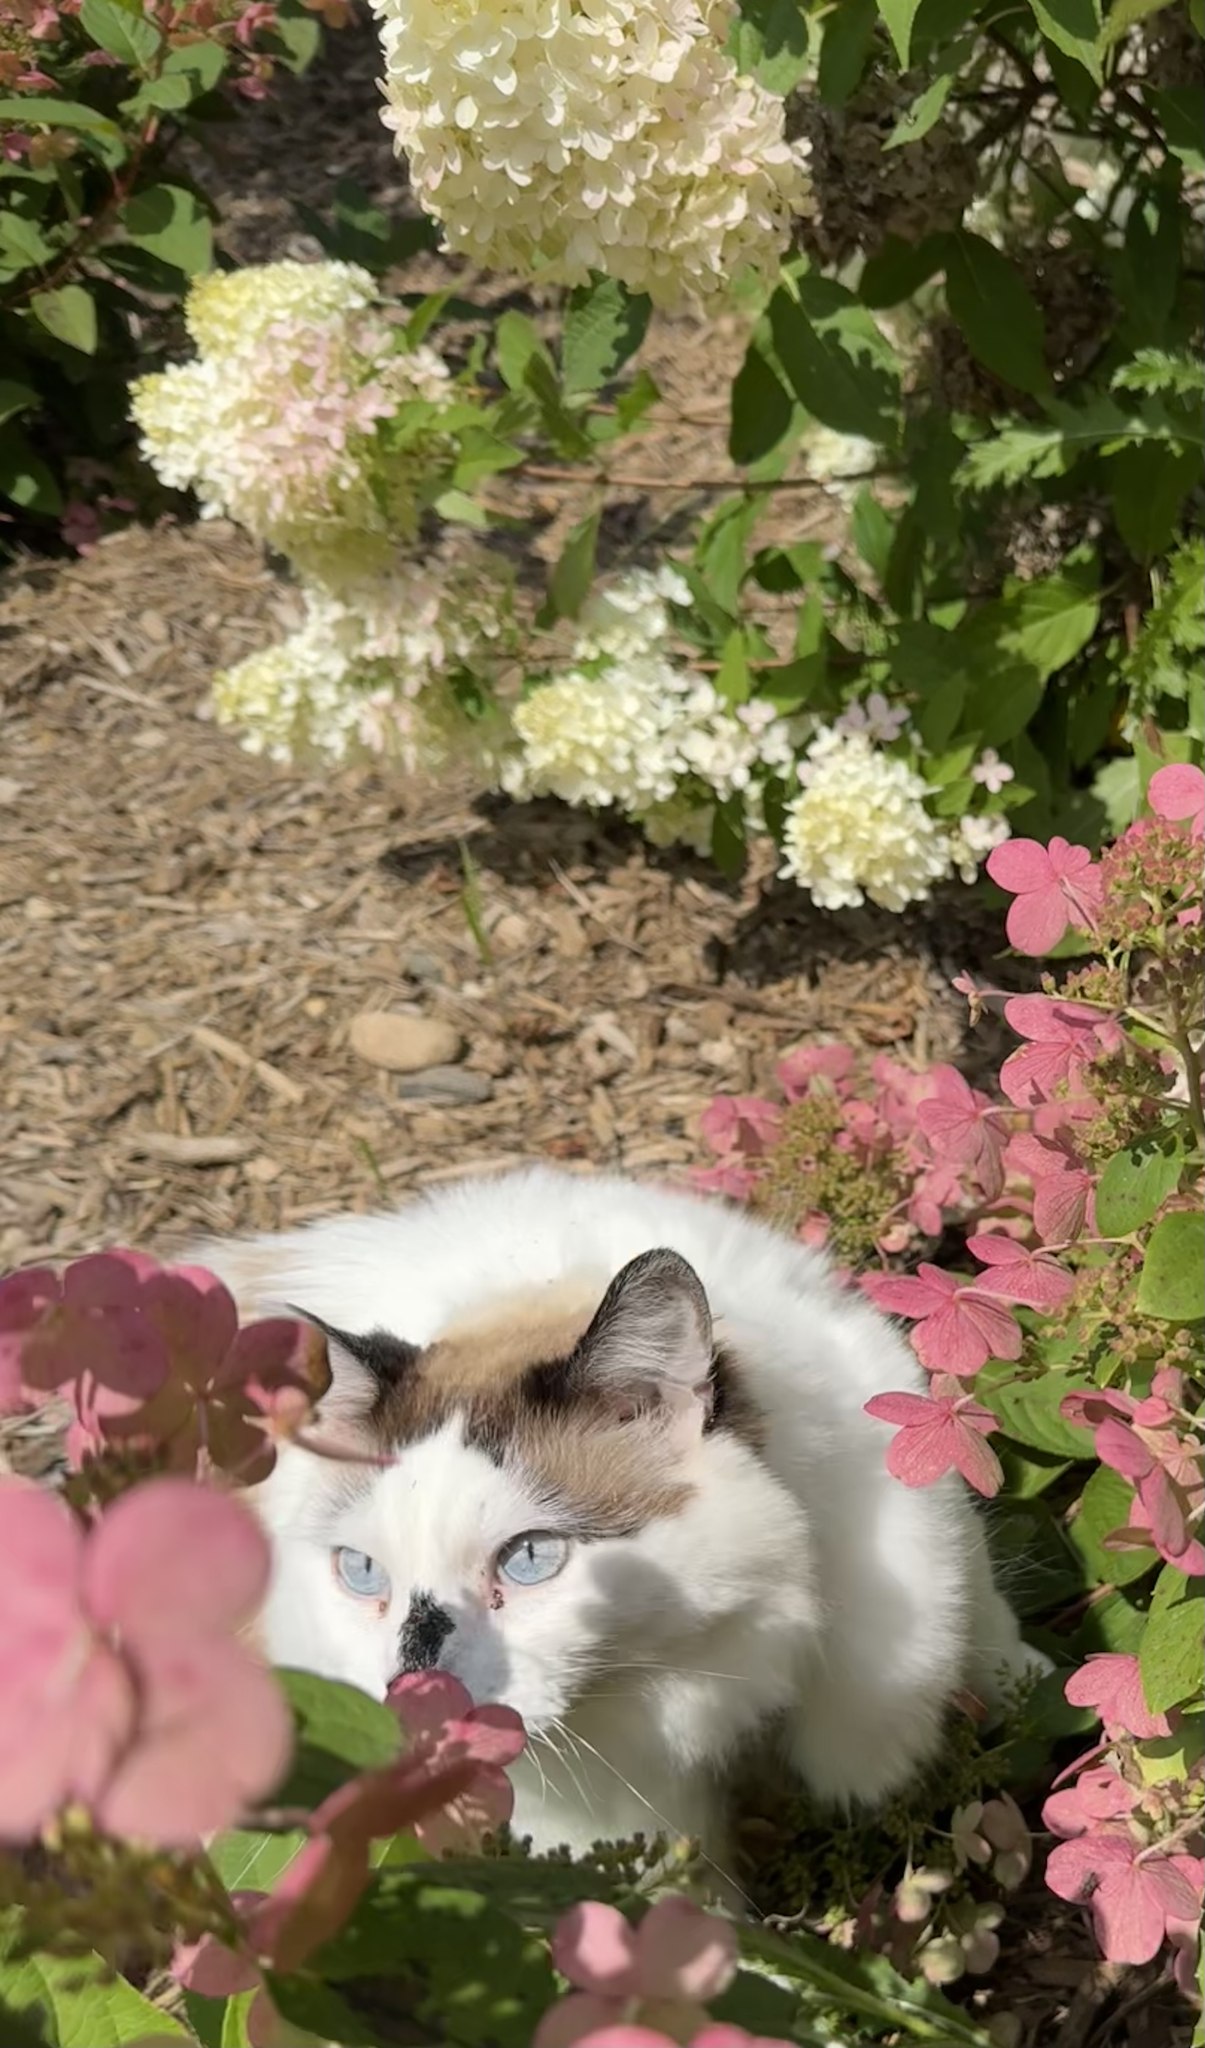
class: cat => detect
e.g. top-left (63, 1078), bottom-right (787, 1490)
top-left (193, 1164), bottom-right (1044, 1874)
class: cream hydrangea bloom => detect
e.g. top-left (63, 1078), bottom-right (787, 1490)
top-left (502, 569), bottom-right (797, 818)
top-left (779, 728), bottom-right (953, 911)
top-left (213, 557), bottom-right (514, 773)
top-left (132, 261), bottom-right (454, 579)
top-left (371, 0), bottom-right (811, 307)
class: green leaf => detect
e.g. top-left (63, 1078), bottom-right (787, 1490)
top-left (729, 337), bottom-right (793, 465)
top-left (271, 0), bottom-right (321, 72)
top-left (818, 0), bottom-right (877, 103)
top-left (878, 0), bottom-right (924, 63)
top-left (162, 38), bottom-right (227, 90)
top-left (695, 494), bottom-right (761, 613)
top-left (0, 379), bottom-right (36, 427)
top-left (1109, 441), bottom-right (1199, 564)
top-left (1137, 1210), bottom-right (1205, 1321)
top-left (0, 424), bottom-right (60, 515)
top-left (980, 1368), bottom-right (1094, 1460)
top-left (883, 61), bottom-right (959, 147)
top-left (495, 310), bottom-right (551, 393)
top-left (30, 284), bottom-right (97, 355)
top-left (859, 232), bottom-right (947, 307)
top-left (769, 277), bottom-right (898, 440)
top-left (119, 185), bottom-right (211, 276)
top-left (1149, 85), bottom-right (1205, 172)
top-left (1068, 1465), bottom-right (1155, 1587)
top-left (207, 1826), bottom-right (307, 1893)
top-left (545, 504), bottom-right (600, 621)
top-left (0, 212), bottom-right (53, 269)
top-left (944, 231), bottom-right (1051, 399)
top-left (80, 0), bottom-right (161, 65)
top-left (266, 1976), bottom-right (378, 2046)
top-left (1099, 0), bottom-right (1175, 45)
top-left (1094, 1129), bottom-right (1188, 1237)
top-left (0, 1935), bottom-right (186, 2048)
top-left (850, 488), bottom-right (894, 581)
top-left (727, 0), bottom-right (811, 92)
top-left (1028, 0), bottom-right (1103, 80)
top-left (715, 630), bottom-right (751, 706)
top-left (964, 570), bottom-right (1100, 683)
top-left (274, 1667), bottom-right (401, 1807)
top-left (562, 276), bottom-right (650, 397)
top-left (1140, 1567), bottom-right (1203, 1714)
top-left (739, 1919), bottom-right (992, 2046)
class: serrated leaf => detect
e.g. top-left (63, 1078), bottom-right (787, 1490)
top-left (0, 1935), bottom-right (186, 2048)
top-left (119, 185), bottom-right (211, 276)
top-left (1140, 1567), bottom-right (1203, 1714)
top-left (1067, 1465), bottom-right (1155, 1587)
top-left (30, 284), bottom-right (97, 354)
top-left (80, 0), bottom-right (161, 67)
top-left (1109, 441), bottom-right (1199, 564)
top-left (1136, 1210), bottom-right (1205, 1321)
top-left (769, 278), bottom-right (898, 439)
top-left (944, 231), bottom-right (1051, 399)
top-left (729, 336), bottom-right (794, 466)
top-left (561, 276), bottom-right (650, 396)
top-left (1094, 1129), bottom-right (1187, 1237)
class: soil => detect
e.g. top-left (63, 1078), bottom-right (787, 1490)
top-left (0, 22), bottom-right (1194, 2048)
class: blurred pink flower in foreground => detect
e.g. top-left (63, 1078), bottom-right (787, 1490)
top-left (176, 1679), bottom-right (527, 2041)
top-left (0, 1478), bottom-right (289, 1844)
top-left (987, 836), bottom-right (1104, 954)
top-left (535, 1898), bottom-right (737, 2048)
top-left (387, 1668), bottom-right (523, 1853)
top-left (864, 1377), bottom-right (1003, 1496)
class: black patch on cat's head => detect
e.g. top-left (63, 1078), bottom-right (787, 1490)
top-left (287, 1308), bottom-right (418, 1411)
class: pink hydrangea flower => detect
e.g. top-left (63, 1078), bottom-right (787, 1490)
top-left (1006, 1120), bottom-right (1095, 1243)
top-left (1060, 1383), bottom-right (1205, 1576)
top-left (966, 1234), bottom-right (1076, 1311)
top-left (865, 1377), bottom-right (1003, 1496)
top-left (1042, 1763), bottom-right (1138, 1840)
top-left (1045, 1833), bottom-right (1203, 1965)
top-left (0, 1478), bottom-right (290, 1844)
top-left (387, 1669), bottom-right (523, 1853)
top-left (1062, 1654), bottom-right (1171, 1741)
top-left (690, 1160), bottom-right (761, 1201)
top-left (534, 1899), bottom-right (738, 2048)
top-left (914, 1066), bottom-right (1008, 1197)
top-left (866, 1265), bottom-right (1023, 1377)
top-left (776, 1043), bottom-right (854, 1101)
top-left (1148, 762), bottom-right (1205, 839)
top-left (698, 1096), bottom-right (782, 1159)
top-left (987, 836), bottom-right (1104, 954)
top-left (999, 996), bottom-right (1119, 1109)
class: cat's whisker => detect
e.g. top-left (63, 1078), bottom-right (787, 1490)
top-left (551, 1719), bottom-right (757, 1914)
top-left (537, 1724), bottom-right (593, 1818)
top-left (602, 1660), bottom-right (758, 1686)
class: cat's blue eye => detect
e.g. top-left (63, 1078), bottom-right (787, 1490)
top-left (333, 1547), bottom-right (392, 1600)
top-left (497, 1532), bottom-right (570, 1588)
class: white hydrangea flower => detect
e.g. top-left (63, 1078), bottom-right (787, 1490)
top-left (503, 569), bottom-right (798, 818)
top-left (802, 426), bottom-right (879, 501)
top-left (370, 0), bottom-right (812, 307)
top-left (132, 261), bottom-right (454, 578)
top-left (213, 556), bottom-right (514, 773)
top-left (779, 728), bottom-right (953, 912)
top-left (949, 811), bottom-right (1012, 885)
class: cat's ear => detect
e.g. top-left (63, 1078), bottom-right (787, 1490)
top-left (288, 1308), bottom-right (418, 1415)
top-left (559, 1248), bottom-right (714, 1441)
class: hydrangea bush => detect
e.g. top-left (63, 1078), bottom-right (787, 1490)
top-left (0, 0), bottom-right (353, 549)
top-left (126, 1), bottom-right (1202, 905)
top-left (700, 760), bottom-right (1204, 1998)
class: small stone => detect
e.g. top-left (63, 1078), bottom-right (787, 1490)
top-left (400, 947), bottom-right (444, 984)
top-left (349, 1012), bottom-right (463, 1073)
top-left (396, 1066), bottom-right (494, 1105)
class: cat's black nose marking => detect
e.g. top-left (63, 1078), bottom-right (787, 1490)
top-left (396, 1590), bottom-right (453, 1673)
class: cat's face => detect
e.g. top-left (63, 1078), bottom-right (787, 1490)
top-left (257, 1249), bottom-right (809, 1735)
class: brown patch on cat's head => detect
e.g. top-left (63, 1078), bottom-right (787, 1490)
top-left (320, 1257), bottom-right (764, 1538)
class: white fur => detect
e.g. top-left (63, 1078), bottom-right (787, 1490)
top-left (194, 1167), bottom-right (1040, 1867)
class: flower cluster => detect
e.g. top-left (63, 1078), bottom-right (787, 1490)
top-left (501, 568), bottom-right (798, 851)
top-left (369, 0), bottom-right (812, 308)
top-left (779, 728), bottom-right (964, 912)
top-left (695, 1044), bottom-right (1011, 1268)
top-left (132, 261), bottom-right (455, 580)
top-left (213, 555), bottom-right (515, 772)
top-left (0, 1248), bottom-right (330, 1487)
top-left (701, 762), bottom-right (1203, 1987)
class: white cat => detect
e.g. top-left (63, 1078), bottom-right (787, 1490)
top-left (195, 1165), bottom-right (1041, 1873)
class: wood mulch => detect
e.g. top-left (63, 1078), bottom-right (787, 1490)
top-left (0, 21), bottom-right (1194, 2048)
